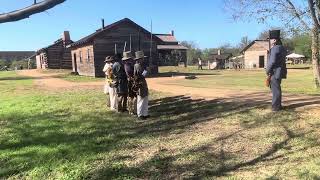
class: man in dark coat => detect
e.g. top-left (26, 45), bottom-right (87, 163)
top-left (266, 30), bottom-right (287, 112)
top-left (112, 53), bottom-right (128, 112)
top-left (134, 51), bottom-right (149, 120)
top-left (123, 51), bottom-right (137, 115)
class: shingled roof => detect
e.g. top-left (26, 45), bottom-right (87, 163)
top-left (240, 40), bottom-right (269, 54)
top-left (68, 18), bottom-right (162, 48)
top-left (155, 34), bottom-right (178, 43)
top-left (37, 39), bottom-right (63, 53)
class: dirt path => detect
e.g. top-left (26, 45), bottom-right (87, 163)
top-left (18, 70), bottom-right (320, 110)
top-left (18, 70), bottom-right (103, 90)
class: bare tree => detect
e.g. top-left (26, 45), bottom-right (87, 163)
top-left (0, 0), bottom-right (66, 23)
top-left (224, 0), bottom-right (320, 88)
top-left (238, 36), bottom-right (251, 50)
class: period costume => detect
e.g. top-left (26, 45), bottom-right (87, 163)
top-left (198, 58), bottom-right (203, 70)
top-left (123, 51), bottom-right (137, 115)
top-left (112, 54), bottom-right (128, 112)
top-left (266, 30), bottom-right (287, 111)
top-left (103, 56), bottom-right (118, 111)
top-left (134, 51), bottom-right (149, 119)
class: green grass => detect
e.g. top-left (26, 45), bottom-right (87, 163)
top-left (159, 66), bottom-right (320, 95)
top-left (1, 71), bottom-right (320, 179)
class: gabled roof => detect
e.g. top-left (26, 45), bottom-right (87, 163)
top-left (240, 40), bottom-right (269, 54)
top-left (155, 34), bottom-right (178, 43)
top-left (68, 18), bottom-right (163, 48)
top-left (37, 38), bottom-right (73, 54)
top-left (37, 39), bottom-right (63, 53)
top-left (210, 53), bottom-right (232, 61)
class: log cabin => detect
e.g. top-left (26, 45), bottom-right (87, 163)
top-left (240, 40), bottom-right (269, 69)
top-left (36, 31), bottom-right (73, 69)
top-left (68, 18), bottom-right (187, 77)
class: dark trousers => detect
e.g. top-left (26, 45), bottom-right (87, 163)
top-left (198, 65), bottom-right (203, 70)
top-left (106, 94), bottom-right (110, 107)
top-left (117, 94), bottom-right (127, 112)
top-left (270, 76), bottom-right (282, 111)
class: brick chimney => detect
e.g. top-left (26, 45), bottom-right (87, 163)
top-left (102, 19), bottom-right (105, 29)
top-left (62, 31), bottom-right (71, 46)
top-left (170, 30), bottom-right (174, 36)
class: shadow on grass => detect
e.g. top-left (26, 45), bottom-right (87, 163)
top-left (148, 72), bottom-right (220, 78)
top-left (1, 94), bottom-right (319, 179)
top-left (287, 67), bottom-right (311, 70)
top-left (0, 76), bottom-right (36, 81)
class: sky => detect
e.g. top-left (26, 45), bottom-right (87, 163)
top-left (0, 0), bottom-right (280, 51)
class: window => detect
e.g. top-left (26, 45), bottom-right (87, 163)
top-left (87, 49), bottom-right (90, 62)
top-left (79, 51), bottom-right (82, 63)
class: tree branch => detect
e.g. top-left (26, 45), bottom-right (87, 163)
top-left (0, 0), bottom-right (66, 23)
top-left (285, 0), bottom-right (311, 30)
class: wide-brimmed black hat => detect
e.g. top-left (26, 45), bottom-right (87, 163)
top-left (104, 56), bottom-right (114, 62)
top-left (269, 30), bottom-right (281, 39)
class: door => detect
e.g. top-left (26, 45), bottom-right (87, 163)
top-left (73, 53), bottom-right (78, 72)
top-left (259, 56), bottom-right (265, 68)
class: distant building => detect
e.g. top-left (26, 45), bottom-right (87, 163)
top-left (68, 18), bottom-right (187, 77)
top-left (240, 40), bottom-right (269, 69)
top-left (36, 31), bottom-right (73, 69)
top-left (208, 49), bottom-right (232, 69)
top-left (0, 51), bottom-right (35, 61)
top-left (156, 32), bottom-right (188, 66)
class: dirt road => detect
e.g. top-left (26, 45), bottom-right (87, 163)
top-left (18, 70), bottom-right (103, 90)
top-left (18, 70), bottom-right (320, 110)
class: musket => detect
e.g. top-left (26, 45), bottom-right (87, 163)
top-left (123, 41), bottom-right (127, 52)
top-left (130, 34), bottom-right (132, 52)
top-left (150, 19), bottom-right (153, 67)
top-left (268, 30), bottom-right (271, 62)
top-left (138, 28), bottom-right (141, 51)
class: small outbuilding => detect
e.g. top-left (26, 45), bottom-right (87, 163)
top-left (208, 50), bottom-right (232, 69)
top-left (36, 31), bottom-right (73, 69)
top-left (241, 40), bottom-right (269, 69)
top-left (156, 32), bottom-right (188, 67)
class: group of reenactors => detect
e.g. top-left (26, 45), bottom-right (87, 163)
top-left (103, 50), bottom-right (150, 120)
top-left (101, 29), bottom-right (287, 118)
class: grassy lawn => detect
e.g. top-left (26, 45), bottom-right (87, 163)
top-left (1, 71), bottom-right (320, 179)
top-left (159, 66), bottom-right (320, 95)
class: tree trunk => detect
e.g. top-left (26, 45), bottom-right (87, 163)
top-left (311, 28), bottom-right (320, 88)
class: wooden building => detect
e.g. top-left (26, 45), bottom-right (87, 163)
top-left (36, 31), bottom-right (73, 69)
top-left (156, 32), bottom-right (188, 66)
top-left (208, 50), bottom-right (232, 69)
top-left (68, 18), bottom-right (187, 77)
top-left (241, 40), bottom-right (269, 69)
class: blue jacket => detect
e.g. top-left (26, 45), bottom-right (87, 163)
top-left (266, 45), bottom-right (287, 79)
